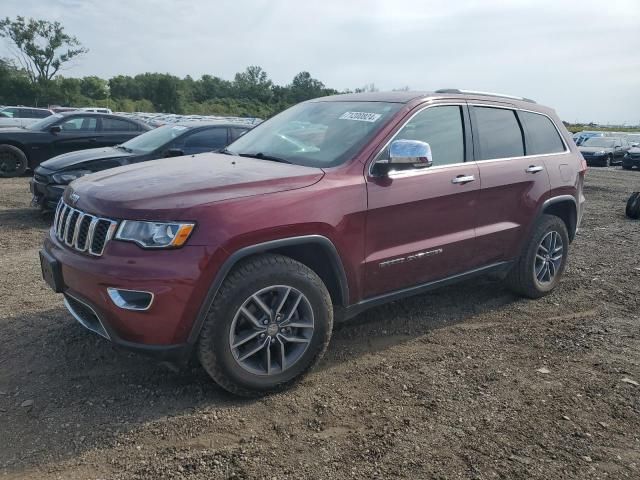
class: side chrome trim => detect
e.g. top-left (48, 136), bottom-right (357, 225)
top-left (344, 261), bottom-right (512, 319)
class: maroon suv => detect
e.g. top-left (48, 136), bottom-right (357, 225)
top-left (40, 89), bottom-right (587, 396)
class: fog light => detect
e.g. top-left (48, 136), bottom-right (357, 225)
top-left (107, 288), bottom-right (154, 311)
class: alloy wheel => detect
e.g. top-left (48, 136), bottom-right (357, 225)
top-left (534, 231), bottom-right (563, 286)
top-left (229, 285), bottom-right (314, 376)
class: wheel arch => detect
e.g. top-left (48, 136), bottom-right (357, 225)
top-left (187, 235), bottom-right (349, 345)
top-left (541, 195), bottom-right (578, 241)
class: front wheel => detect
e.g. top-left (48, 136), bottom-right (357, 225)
top-left (505, 214), bottom-right (569, 299)
top-left (197, 254), bottom-right (333, 396)
top-left (0, 144), bottom-right (28, 177)
top-left (626, 192), bottom-right (640, 219)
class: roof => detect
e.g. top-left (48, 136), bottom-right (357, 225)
top-left (315, 89), bottom-right (539, 106)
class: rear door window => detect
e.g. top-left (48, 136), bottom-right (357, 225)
top-left (101, 117), bottom-right (139, 132)
top-left (518, 111), bottom-right (565, 155)
top-left (473, 107), bottom-right (524, 160)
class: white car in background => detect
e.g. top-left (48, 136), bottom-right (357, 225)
top-left (0, 106), bottom-right (54, 128)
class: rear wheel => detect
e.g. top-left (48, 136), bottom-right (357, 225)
top-left (0, 144), bottom-right (28, 177)
top-left (197, 254), bottom-right (333, 397)
top-left (506, 214), bottom-right (569, 299)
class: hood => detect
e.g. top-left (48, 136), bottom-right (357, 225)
top-left (628, 147), bottom-right (640, 154)
top-left (579, 146), bottom-right (612, 154)
top-left (40, 146), bottom-right (132, 171)
top-left (67, 153), bottom-right (325, 218)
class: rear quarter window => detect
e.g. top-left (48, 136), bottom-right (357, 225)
top-left (518, 111), bottom-right (565, 155)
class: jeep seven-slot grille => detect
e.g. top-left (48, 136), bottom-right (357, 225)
top-left (53, 200), bottom-right (118, 256)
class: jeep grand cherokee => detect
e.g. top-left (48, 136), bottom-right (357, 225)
top-left (40, 89), bottom-right (587, 396)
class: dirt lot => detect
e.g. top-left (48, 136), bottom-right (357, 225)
top-left (1, 169), bottom-right (639, 479)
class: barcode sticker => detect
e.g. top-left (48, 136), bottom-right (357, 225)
top-left (339, 112), bottom-right (382, 122)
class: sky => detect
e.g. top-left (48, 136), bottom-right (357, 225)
top-left (1, 0), bottom-right (639, 124)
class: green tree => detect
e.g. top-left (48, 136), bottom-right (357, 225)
top-left (0, 16), bottom-right (87, 84)
top-left (80, 75), bottom-right (109, 100)
top-left (233, 65), bottom-right (273, 102)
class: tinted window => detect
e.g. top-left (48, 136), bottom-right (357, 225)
top-left (58, 116), bottom-right (98, 132)
top-left (182, 128), bottom-right (228, 149)
top-left (32, 109), bottom-right (51, 118)
top-left (230, 127), bottom-right (249, 141)
top-left (101, 117), bottom-right (138, 132)
top-left (378, 106), bottom-right (465, 166)
top-left (474, 107), bottom-right (524, 160)
top-left (1, 107), bottom-right (18, 118)
top-left (518, 111), bottom-right (565, 155)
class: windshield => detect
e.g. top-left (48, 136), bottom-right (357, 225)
top-left (226, 101), bottom-right (403, 167)
top-left (26, 113), bottom-right (64, 131)
top-left (121, 124), bottom-right (190, 153)
top-left (583, 137), bottom-right (614, 148)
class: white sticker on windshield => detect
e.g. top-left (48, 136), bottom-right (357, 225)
top-left (339, 111), bottom-right (382, 123)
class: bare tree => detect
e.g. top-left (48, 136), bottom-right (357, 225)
top-left (0, 16), bottom-right (87, 84)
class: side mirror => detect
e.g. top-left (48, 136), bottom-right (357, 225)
top-left (164, 148), bottom-right (184, 158)
top-left (49, 125), bottom-right (61, 134)
top-left (389, 139), bottom-right (433, 167)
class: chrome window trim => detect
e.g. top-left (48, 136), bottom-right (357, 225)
top-left (368, 102), bottom-right (571, 178)
top-left (468, 103), bottom-right (570, 158)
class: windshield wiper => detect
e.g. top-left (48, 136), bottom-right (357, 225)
top-left (115, 145), bottom-right (133, 153)
top-left (238, 152), bottom-right (291, 164)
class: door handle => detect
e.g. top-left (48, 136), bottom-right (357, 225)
top-left (88, 137), bottom-right (98, 142)
top-left (525, 165), bottom-right (544, 173)
top-left (451, 175), bottom-right (475, 184)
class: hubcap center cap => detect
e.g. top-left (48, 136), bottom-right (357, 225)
top-left (266, 323), bottom-right (279, 336)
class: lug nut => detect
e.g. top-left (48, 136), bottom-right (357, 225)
top-left (262, 319), bottom-right (268, 325)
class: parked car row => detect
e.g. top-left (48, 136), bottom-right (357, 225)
top-left (114, 111), bottom-right (263, 128)
top-left (0, 106), bottom-right (54, 128)
top-left (38, 89), bottom-right (586, 396)
top-left (30, 121), bottom-right (252, 208)
top-left (0, 110), bottom-right (258, 179)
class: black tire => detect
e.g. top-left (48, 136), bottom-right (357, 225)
top-left (622, 164), bottom-right (632, 170)
top-left (505, 214), bottom-right (569, 299)
top-left (626, 192), bottom-right (640, 220)
top-left (197, 253), bottom-right (333, 397)
top-left (0, 144), bottom-right (28, 177)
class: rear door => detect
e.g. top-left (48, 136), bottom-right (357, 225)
top-left (364, 103), bottom-right (480, 298)
top-left (470, 104), bottom-right (552, 265)
top-left (97, 117), bottom-right (143, 147)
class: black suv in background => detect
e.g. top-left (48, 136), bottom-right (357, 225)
top-left (578, 136), bottom-right (629, 167)
top-left (31, 121), bottom-right (251, 209)
top-left (0, 112), bottom-right (150, 177)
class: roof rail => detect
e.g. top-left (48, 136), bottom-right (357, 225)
top-left (435, 88), bottom-right (536, 104)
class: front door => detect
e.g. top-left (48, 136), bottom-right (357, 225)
top-left (364, 103), bottom-right (480, 298)
top-left (50, 115), bottom-right (99, 157)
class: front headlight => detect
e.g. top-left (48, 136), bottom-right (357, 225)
top-left (51, 169), bottom-right (92, 184)
top-left (115, 220), bottom-right (195, 248)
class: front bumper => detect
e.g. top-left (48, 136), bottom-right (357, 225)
top-left (30, 177), bottom-right (65, 210)
top-left (42, 229), bottom-right (220, 361)
top-left (582, 155), bottom-right (608, 167)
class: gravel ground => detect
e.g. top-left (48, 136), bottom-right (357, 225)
top-left (0, 168), bottom-right (639, 479)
